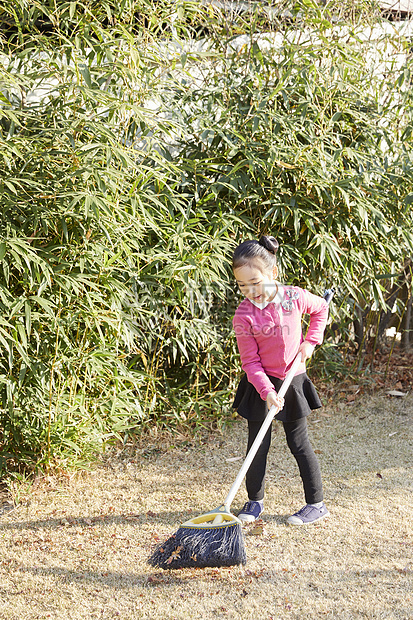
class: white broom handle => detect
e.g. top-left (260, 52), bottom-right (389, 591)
top-left (223, 353), bottom-right (303, 510)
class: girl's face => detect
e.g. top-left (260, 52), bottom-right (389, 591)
top-left (233, 262), bottom-right (276, 304)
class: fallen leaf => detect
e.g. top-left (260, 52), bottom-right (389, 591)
top-left (166, 545), bottom-right (183, 564)
top-left (248, 519), bottom-right (265, 536)
top-left (148, 575), bottom-right (164, 583)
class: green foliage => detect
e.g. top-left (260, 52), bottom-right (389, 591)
top-left (0, 0), bottom-right (412, 472)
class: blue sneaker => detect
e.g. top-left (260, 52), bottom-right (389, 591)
top-left (237, 500), bottom-right (264, 523)
top-left (287, 502), bottom-right (329, 525)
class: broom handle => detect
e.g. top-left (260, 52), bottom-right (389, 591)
top-left (223, 288), bottom-right (335, 512)
top-left (222, 354), bottom-right (302, 510)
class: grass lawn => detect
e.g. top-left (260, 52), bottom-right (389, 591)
top-left (0, 392), bottom-right (412, 619)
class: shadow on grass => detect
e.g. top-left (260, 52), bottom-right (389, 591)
top-left (0, 510), bottom-right (196, 531)
top-left (16, 562), bottom-right (238, 589)
top-left (0, 508), bottom-right (302, 531)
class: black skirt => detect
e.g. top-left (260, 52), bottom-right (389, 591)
top-left (232, 372), bottom-right (322, 422)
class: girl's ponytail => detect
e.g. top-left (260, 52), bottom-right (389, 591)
top-left (258, 236), bottom-right (279, 255)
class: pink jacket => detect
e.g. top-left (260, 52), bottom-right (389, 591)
top-left (233, 286), bottom-right (329, 400)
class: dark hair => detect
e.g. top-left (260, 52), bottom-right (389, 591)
top-left (232, 236), bottom-right (279, 272)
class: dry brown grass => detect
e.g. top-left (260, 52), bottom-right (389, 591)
top-left (0, 392), bottom-right (412, 620)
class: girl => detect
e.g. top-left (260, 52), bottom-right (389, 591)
top-left (232, 235), bottom-right (329, 525)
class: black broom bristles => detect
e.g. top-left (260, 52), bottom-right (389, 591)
top-left (148, 522), bottom-right (246, 570)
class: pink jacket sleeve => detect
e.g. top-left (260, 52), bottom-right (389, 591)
top-left (233, 312), bottom-right (277, 401)
top-left (300, 289), bottom-right (329, 346)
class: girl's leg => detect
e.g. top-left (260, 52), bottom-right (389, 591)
top-left (245, 420), bottom-right (272, 501)
top-left (282, 417), bottom-right (323, 504)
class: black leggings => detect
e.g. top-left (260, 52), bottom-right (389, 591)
top-left (245, 417), bottom-right (323, 504)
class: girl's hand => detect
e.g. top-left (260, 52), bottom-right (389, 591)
top-left (266, 391), bottom-right (284, 412)
top-left (298, 340), bottom-right (315, 362)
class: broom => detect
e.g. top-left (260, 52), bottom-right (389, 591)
top-left (148, 289), bottom-right (335, 570)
